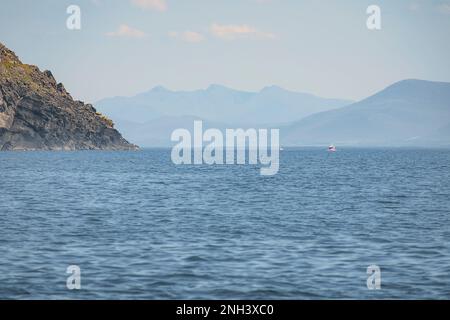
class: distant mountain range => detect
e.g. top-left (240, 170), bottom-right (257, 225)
top-left (96, 85), bottom-right (352, 147)
top-left (96, 79), bottom-right (450, 147)
top-left (96, 85), bottom-right (352, 125)
top-left (283, 79), bottom-right (450, 146)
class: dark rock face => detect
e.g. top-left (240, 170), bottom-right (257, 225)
top-left (0, 43), bottom-right (138, 151)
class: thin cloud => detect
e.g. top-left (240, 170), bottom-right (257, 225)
top-left (106, 24), bottom-right (147, 38)
top-left (169, 31), bottom-right (205, 43)
top-left (131, 0), bottom-right (167, 11)
top-left (210, 23), bottom-right (275, 40)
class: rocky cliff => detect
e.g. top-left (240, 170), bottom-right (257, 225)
top-left (0, 43), bottom-right (138, 151)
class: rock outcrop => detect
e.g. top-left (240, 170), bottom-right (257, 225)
top-left (0, 43), bottom-right (138, 151)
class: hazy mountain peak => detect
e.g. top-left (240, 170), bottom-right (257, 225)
top-left (260, 85), bottom-right (285, 93)
top-left (383, 79), bottom-right (449, 92)
top-left (284, 79), bottom-right (450, 147)
top-left (149, 85), bottom-right (170, 93)
top-left (363, 79), bottom-right (450, 105)
top-left (259, 85), bottom-right (317, 98)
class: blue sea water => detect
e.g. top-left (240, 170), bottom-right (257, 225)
top-left (0, 148), bottom-right (449, 300)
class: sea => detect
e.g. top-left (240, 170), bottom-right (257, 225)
top-left (0, 148), bottom-right (449, 299)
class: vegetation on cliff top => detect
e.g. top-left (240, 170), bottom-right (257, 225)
top-left (0, 42), bottom-right (137, 150)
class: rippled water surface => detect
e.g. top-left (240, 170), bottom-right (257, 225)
top-left (0, 148), bottom-right (449, 299)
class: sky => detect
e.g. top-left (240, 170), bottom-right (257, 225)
top-left (0, 0), bottom-right (449, 103)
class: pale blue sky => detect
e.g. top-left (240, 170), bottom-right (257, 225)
top-left (0, 0), bottom-right (449, 102)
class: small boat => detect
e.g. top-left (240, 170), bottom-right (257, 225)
top-left (328, 145), bottom-right (336, 152)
